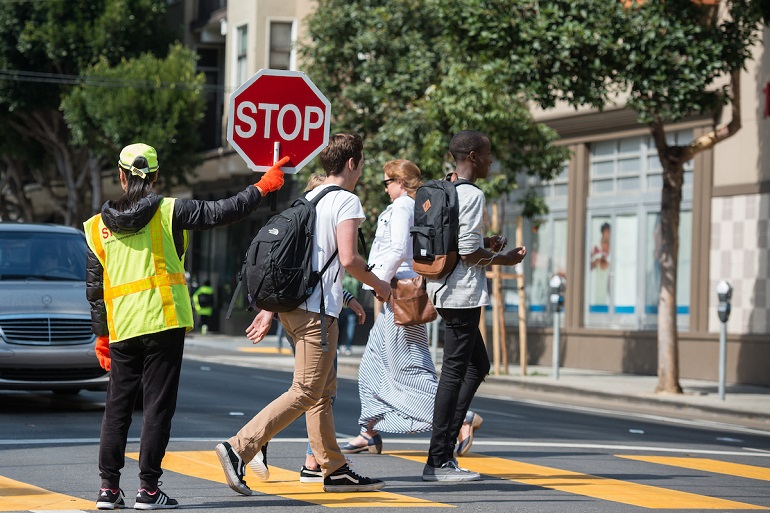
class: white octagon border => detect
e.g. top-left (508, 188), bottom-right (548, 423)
top-left (227, 69), bottom-right (331, 174)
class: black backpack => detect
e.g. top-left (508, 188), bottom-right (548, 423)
top-left (197, 292), bottom-right (213, 308)
top-left (226, 185), bottom-right (355, 351)
top-left (410, 174), bottom-right (478, 280)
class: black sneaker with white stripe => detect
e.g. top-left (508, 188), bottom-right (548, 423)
top-left (323, 464), bottom-right (385, 492)
top-left (299, 465), bottom-right (323, 483)
top-left (134, 485), bottom-right (178, 510)
top-left (214, 441), bottom-right (253, 495)
top-left (96, 487), bottom-right (125, 509)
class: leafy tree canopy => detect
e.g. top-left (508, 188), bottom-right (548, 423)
top-left (300, 0), bottom-right (575, 228)
top-left (62, 43), bottom-right (206, 190)
top-left (0, 0), bottom-right (201, 224)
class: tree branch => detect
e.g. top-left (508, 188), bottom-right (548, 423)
top-left (684, 70), bottom-right (742, 161)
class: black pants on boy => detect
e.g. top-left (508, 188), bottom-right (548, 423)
top-left (98, 328), bottom-right (185, 490)
top-left (427, 307), bottom-right (490, 467)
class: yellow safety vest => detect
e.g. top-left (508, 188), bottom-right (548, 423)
top-left (84, 198), bottom-right (194, 342)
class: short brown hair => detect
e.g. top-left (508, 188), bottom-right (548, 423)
top-left (319, 133), bottom-right (363, 176)
top-left (383, 160), bottom-right (423, 198)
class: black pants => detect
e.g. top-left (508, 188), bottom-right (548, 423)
top-left (99, 328), bottom-right (185, 490)
top-left (427, 307), bottom-right (490, 467)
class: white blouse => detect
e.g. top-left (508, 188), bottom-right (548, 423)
top-left (363, 194), bottom-right (416, 289)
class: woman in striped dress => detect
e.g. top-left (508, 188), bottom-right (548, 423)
top-left (341, 160), bottom-right (482, 456)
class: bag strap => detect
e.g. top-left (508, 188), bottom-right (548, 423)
top-left (225, 261), bottom-right (247, 319)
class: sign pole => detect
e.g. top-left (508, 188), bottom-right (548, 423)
top-left (270, 142), bottom-right (281, 211)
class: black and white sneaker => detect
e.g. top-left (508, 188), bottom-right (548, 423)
top-left (323, 464), bottom-right (385, 492)
top-left (215, 442), bottom-right (253, 496)
top-left (96, 487), bottom-right (125, 510)
top-left (248, 443), bottom-right (270, 481)
top-left (134, 485), bottom-right (178, 510)
top-left (299, 465), bottom-right (323, 483)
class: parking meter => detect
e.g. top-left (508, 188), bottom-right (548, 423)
top-left (549, 274), bottom-right (566, 380)
top-left (716, 280), bottom-right (732, 401)
top-left (717, 280), bottom-right (732, 323)
top-left (549, 274), bottom-right (566, 313)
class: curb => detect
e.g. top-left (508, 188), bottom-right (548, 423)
top-left (484, 374), bottom-right (770, 423)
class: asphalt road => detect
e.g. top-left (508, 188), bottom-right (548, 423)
top-left (1, 346), bottom-right (769, 513)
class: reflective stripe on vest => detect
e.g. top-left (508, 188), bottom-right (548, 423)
top-left (84, 199), bottom-right (192, 341)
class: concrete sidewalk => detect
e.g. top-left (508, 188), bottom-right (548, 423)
top-left (185, 333), bottom-right (770, 427)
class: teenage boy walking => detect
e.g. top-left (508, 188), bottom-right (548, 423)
top-left (423, 130), bottom-right (527, 482)
top-left (216, 133), bottom-right (391, 494)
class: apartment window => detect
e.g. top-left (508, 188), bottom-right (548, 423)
top-left (586, 131), bottom-right (693, 330)
top-left (269, 21), bottom-right (293, 70)
top-left (236, 24), bottom-right (248, 86)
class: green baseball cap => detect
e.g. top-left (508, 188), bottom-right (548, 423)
top-left (118, 143), bottom-right (159, 178)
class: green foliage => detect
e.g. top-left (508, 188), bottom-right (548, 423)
top-left (0, 0), bottom-right (175, 112)
top-left (0, 0), bottom-right (199, 222)
top-left (62, 43), bottom-right (206, 189)
top-left (301, 0), bottom-right (570, 234)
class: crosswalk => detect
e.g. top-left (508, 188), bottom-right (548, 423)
top-left (1, 447), bottom-right (769, 511)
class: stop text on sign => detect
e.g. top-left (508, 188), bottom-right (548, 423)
top-left (234, 102), bottom-right (325, 142)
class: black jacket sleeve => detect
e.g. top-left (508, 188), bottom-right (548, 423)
top-left (85, 246), bottom-right (109, 337)
top-left (172, 185), bottom-right (264, 231)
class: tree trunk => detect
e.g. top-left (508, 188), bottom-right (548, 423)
top-left (9, 110), bottom-right (94, 227)
top-left (0, 157), bottom-right (37, 222)
top-left (651, 122), bottom-right (684, 394)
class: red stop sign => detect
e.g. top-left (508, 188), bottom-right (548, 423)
top-left (227, 69), bottom-right (331, 173)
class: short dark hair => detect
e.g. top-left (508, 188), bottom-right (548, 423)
top-left (448, 130), bottom-right (487, 162)
top-left (319, 133), bottom-right (363, 176)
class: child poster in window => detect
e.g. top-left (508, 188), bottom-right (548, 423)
top-left (589, 220), bottom-right (611, 310)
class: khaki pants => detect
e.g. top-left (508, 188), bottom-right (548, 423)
top-left (228, 309), bottom-right (345, 476)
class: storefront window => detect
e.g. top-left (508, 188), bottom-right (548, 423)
top-left (586, 131), bottom-right (693, 330)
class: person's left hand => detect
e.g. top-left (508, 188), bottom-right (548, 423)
top-left (489, 235), bottom-right (507, 253)
top-left (94, 336), bottom-right (111, 371)
top-left (348, 298), bottom-right (366, 325)
top-left (246, 309), bottom-right (275, 344)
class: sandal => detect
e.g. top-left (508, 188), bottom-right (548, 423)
top-left (455, 412), bottom-right (483, 457)
top-left (340, 433), bottom-right (383, 454)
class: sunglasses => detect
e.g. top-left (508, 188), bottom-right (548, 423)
top-left (382, 178), bottom-right (396, 187)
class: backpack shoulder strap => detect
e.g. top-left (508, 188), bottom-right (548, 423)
top-left (306, 184), bottom-right (344, 205)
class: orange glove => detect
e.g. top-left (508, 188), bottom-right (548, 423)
top-left (95, 335), bottom-right (111, 371)
top-left (254, 156), bottom-right (290, 195)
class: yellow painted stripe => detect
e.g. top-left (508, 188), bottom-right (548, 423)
top-left (237, 347), bottom-right (294, 355)
top-left (389, 451), bottom-right (766, 510)
top-left (618, 455), bottom-right (770, 482)
top-left (127, 450), bottom-right (450, 508)
top-left (0, 474), bottom-right (93, 511)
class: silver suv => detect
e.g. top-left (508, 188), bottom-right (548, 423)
top-left (0, 223), bottom-right (108, 394)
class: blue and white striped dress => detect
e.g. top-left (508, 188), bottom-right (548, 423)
top-left (357, 301), bottom-right (437, 433)
top-left (358, 194), bottom-right (438, 434)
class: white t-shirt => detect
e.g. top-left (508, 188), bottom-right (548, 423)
top-left (302, 184), bottom-right (365, 317)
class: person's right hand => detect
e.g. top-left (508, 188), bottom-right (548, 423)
top-left (94, 336), bottom-right (111, 371)
top-left (372, 278), bottom-right (392, 303)
top-left (505, 246), bottom-right (527, 266)
top-left (254, 156), bottom-right (290, 195)
top-left (246, 309), bottom-right (275, 344)
top-left (348, 298), bottom-right (366, 325)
